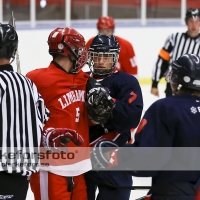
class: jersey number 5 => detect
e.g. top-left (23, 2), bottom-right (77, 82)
top-left (75, 107), bottom-right (80, 122)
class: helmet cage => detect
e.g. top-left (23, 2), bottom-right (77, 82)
top-left (166, 66), bottom-right (179, 85)
top-left (89, 51), bottom-right (118, 77)
top-left (60, 38), bottom-right (88, 73)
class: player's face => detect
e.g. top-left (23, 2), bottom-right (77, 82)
top-left (99, 29), bottom-right (114, 36)
top-left (93, 53), bottom-right (113, 72)
top-left (187, 17), bottom-right (200, 37)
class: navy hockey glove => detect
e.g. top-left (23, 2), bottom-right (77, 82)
top-left (42, 128), bottom-right (84, 152)
top-left (86, 77), bottom-right (115, 124)
top-left (91, 139), bottom-right (119, 170)
top-left (86, 87), bottom-right (115, 124)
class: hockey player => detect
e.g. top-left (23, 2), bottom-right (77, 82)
top-left (85, 34), bottom-right (143, 200)
top-left (26, 27), bottom-right (115, 200)
top-left (93, 53), bottom-right (200, 200)
top-left (151, 8), bottom-right (200, 97)
top-left (86, 16), bottom-right (138, 77)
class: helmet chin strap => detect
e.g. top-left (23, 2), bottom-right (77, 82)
top-left (61, 38), bottom-right (79, 73)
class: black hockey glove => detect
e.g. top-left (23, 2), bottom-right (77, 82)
top-left (91, 139), bottom-right (119, 170)
top-left (86, 78), bottom-right (115, 124)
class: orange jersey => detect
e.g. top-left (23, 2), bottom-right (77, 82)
top-left (86, 36), bottom-right (138, 76)
top-left (26, 62), bottom-right (91, 176)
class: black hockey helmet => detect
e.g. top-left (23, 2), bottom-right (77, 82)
top-left (88, 34), bottom-right (120, 78)
top-left (167, 54), bottom-right (200, 91)
top-left (0, 23), bottom-right (18, 59)
top-left (185, 8), bottom-right (200, 23)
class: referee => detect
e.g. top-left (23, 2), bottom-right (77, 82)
top-left (0, 23), bottom-right (49, 199)
top-left (151, 8), bottom-right (200, 97)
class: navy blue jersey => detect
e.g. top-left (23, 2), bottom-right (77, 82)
top-left (117, 94), bottom-right (200, 186)
top-left (89, 71), bottom-right (143, 146)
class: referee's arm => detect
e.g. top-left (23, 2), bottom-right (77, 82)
top-left (151, 34), bottom-right (174, 89)
top-left (31, 82), bottom-right (50, 125)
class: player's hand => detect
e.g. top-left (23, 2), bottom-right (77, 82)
top-left (91, 139), bottom-right (118, 170)
top-left (86, 87), bottom-right (115, 124)
top-left (151, 87), bottom-right (159, 97)
top-left (42, 128), bottom-right (84, 152)
top-left (87, 87), bottom-right (115, 111)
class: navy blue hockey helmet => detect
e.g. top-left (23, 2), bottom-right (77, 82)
top-left (185, 8), bottom-right (200, 23)
top-left (167, 54), bottom-right (200, 91)
top-left (88, 34), bottom-right (120, 78)
top-left (0, 23), bottom-right (18, 59)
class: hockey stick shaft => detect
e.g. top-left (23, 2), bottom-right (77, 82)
top-left (10, 11), bottom-right (21, 73)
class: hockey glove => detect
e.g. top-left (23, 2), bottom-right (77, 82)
top-left (42, 128), bottom-right (84, 152)
top-left (86, 87), bottom-right (115, 124)
top-left (91, 139), bottom-right (119, 170)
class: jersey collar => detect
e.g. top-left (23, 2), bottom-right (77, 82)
top-left (185, 32), bottom-right (200, 42)
top-left (0, 64), bottom-right (14, 71)
top-left (51, 61), bottom-right (69, 74)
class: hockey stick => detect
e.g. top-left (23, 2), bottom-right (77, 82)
top-left (9, 11), bottom-right (21, 73)
top-left (85, 173), bottom-right (151, 190)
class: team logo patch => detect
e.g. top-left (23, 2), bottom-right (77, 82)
top-left (191, 106), bottom-right (197, 114)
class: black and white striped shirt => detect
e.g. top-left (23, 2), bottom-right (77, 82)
top-left (0, 64), bottom-right (49, 176)
top-left (152, 32), bottom-right (200, 88)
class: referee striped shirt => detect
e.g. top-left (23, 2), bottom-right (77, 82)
top-left (0, 64), bottom-right (50, 176)
top-left (152, 32), bottom-right (200, 88)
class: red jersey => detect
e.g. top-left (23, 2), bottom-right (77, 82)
top-left (26, 62), bottom-right (91, 176)
top-left (86, 35), bottom-right (138, 76)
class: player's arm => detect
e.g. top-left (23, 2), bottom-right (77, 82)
top-left (86, 77), bottom-right (115, 124)
top-left (92, 101), bottom-right (174, 174)
top-left (116, 101), bottom-right (174, 176)
top-left (151, 34), bottom-right (174, 96)
top-left (104, 75), bottom-right (143, 133)
top-left (28, 79), bottom-right (50, 125)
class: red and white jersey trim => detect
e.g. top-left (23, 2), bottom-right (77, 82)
top-left (40, 158), bottom-right (92, 176)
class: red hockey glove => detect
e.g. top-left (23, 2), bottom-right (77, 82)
top-left (42, 128), bottom-right (84, 152)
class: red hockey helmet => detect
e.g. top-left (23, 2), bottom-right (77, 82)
top-left (48, 27), bottom-right (88, 73)
top-left (97, 16), bottom-right (115, 30)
